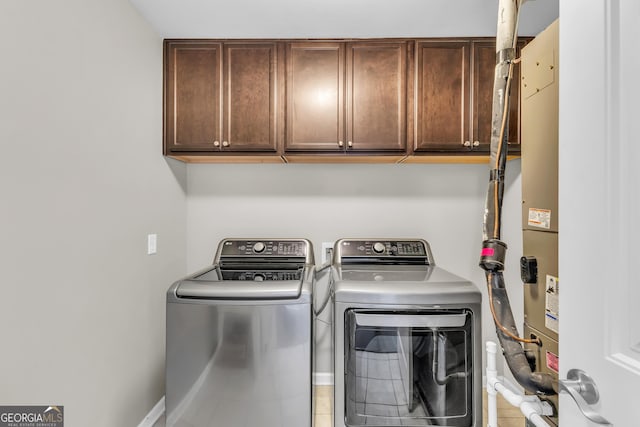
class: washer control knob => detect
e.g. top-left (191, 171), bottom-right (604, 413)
top-left (252, 242), bottom-right (266, 253)
top-left (373, 242), bottom-right (386, 254)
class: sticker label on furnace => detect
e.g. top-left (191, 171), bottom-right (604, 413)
top-left (528, 208), bottom-right (552, 229)
top-left (546, 351), bottom-right (559, 373)
top-left (545, 274), bottom-right (559, 334)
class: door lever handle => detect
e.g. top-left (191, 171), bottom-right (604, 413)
top-left (559, 369), bottom-right (612, 425)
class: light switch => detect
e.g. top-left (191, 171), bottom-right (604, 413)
top-left (147, 234), bottom-right (157, 255)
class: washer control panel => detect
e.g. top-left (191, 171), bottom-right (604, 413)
top-left (214, 239), bottom-right (314, 281)
top-left (220, 270), bottom-right (303, 281)
top-left (336, 239), bottom-right (433, 265)
top-left (219, 239), bottom-right (307, 257)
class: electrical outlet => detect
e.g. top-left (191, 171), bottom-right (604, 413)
top-left (321, 242), bottom-right (334, 264)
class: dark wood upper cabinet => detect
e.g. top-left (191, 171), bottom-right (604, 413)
top-left (164, 40), bottom-right (280, 155)
top-left (165, 42), bottom-right (222, 152)
top-left (472, 40), bottom-right (527, 153)
top-left (222, 43), bottom-right (279, 152)
top-left (347, 42), bottom-right (407, 152)
top-left (163, 38), bottom-right (528, 163)
top-left (414, 39), bottom-right (527, 154)
top-left (285, 43), bottom-right (345, 151)
top-left (415, 41), bottom-right (470, 152)
top-left (285, 41), bottom-right (408, 153)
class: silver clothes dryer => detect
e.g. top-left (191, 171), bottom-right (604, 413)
top-left (332, 239), bottom-right (482, 427)
top-left (166, 238), bottom-right (314, 427)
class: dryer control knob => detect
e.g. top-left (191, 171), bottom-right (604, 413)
top-left (253, 242), bottom-right (266, 253)
top-left (373, 242), bottom-right (386, 254)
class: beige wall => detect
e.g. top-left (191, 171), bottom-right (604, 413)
top-left (0, 0), bottom-right (187, 425)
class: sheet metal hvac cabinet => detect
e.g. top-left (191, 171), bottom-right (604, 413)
top-left (520, 20), bottom-right (559, 427)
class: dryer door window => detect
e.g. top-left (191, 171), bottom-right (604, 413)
top-left (344, 309), bottom-right (473, 426)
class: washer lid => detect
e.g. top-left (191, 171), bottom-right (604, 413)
top-left (173, 265), bottom-right (309, 300)
top-left (176, 280), bottom-right (303, 300)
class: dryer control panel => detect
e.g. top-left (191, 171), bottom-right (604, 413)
top-left (335, 239), bottom-right (434, 265)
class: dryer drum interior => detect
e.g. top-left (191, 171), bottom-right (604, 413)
top-left (344, 309), bottom-right (473, 427)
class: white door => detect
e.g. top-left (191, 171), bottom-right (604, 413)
top-left (559, 0), bottom-right (640, 425)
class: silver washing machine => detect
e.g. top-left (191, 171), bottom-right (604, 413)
top-left (166, 238), bottom-right (314, 427)
top-left (332, 239), bottom-right (482, 427)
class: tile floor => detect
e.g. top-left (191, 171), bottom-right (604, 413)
top-left (315, 385), bottom-right (525, 427)
top-left (481, 389), bottom-right (527, 427)
top-left (314, 385), bottom-right (332, 427)
top-left (154, 385), bottom-right (524, 426)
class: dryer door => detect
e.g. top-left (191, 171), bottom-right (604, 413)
top-left (344, 309), bottom-right (474, 427)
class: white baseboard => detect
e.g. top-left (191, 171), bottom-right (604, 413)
top-left (137, 396), bottom-right (164, 427)
top-left (314, 372), bottom-right (334, 386)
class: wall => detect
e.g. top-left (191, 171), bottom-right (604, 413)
top-left (0, 1), bottom-right (186, 425)
top-left (130, 0), bottom-right (558, 39)
top-left (186, 161), bottom-right (524, 377)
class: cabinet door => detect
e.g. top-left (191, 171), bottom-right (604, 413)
top-left (223, 43), bottom-right (279, 152)
top-left (285, 43), bottom-right (345, 151)
top-left (415, 41), bottom-right (470, 152)
top-left (347, 42), bottom-right (407, 152)
top-left (472, 40), bottom-right (526, 152)
top-left (164, 41), bottom-right (222, 153)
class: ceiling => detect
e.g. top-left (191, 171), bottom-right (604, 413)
top-left (129, 0), bottom-right (558, 39)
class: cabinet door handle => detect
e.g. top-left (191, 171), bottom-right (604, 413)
top-left (222, 141), bottom-right (229, 147)
top-left (338, 141), bottom-right (344, 147)
top-left (473, 140), bottom-right (480, 147)
top-left (463, 141), bottom-right (471, 147)
top-left (213, 141), bottom-right (220, 147)
top-left (347, 141), bottom-right (353, 148)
